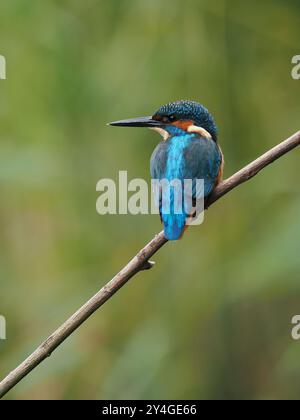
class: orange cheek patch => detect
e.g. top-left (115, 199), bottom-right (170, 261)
top-left (172, 120), bottom-right (194, 131)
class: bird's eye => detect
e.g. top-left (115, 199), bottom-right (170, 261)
top-left (160, 115), bottom-right (176, 123)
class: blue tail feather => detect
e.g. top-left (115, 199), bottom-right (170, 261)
top-left (162, 214), bottom-right (186, 240)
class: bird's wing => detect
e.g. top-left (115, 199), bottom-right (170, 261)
top-left (182, 137), bottom-right (222, 199)
top-left (150, 141), bottom-right (168, 213)
top-left (150, 140), bottom-right (168, 180)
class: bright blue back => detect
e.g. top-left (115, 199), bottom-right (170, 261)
top-left (150, 133), bottom-right (222, 240)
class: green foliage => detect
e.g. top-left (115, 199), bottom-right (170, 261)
top-left (0, 0), bottom-right (300, 399)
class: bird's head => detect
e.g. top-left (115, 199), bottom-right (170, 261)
top-left (109, 100), bottom-right (218, 142)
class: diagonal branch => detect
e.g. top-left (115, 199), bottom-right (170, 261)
top-left (0, 130), bottom-right (300, 398)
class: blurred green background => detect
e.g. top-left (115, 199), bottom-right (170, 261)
top-left (1, 0), bottom-right (300, 400)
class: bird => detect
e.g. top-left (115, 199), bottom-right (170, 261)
top-left (109, 100), bottom-right (224, 240)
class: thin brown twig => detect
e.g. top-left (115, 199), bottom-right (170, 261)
top-left (0, 130), bottom-right (300, 398)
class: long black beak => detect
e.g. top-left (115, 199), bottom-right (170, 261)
top-left (109, 116), bottom-right (162, 128)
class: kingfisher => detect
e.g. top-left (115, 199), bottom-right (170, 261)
top-left (109, 100), bottom-right (224, 240)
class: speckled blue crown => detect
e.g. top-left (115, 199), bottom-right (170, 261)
top-left (154, 100), bottom-right (218, 140)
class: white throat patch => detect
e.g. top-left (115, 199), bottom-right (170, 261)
top-left (187, 125), bottom-right (212, 139)
top-left (150, 125), bottom-right (212, 141)
top-left (150, 127), bottom-right (170, 141)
